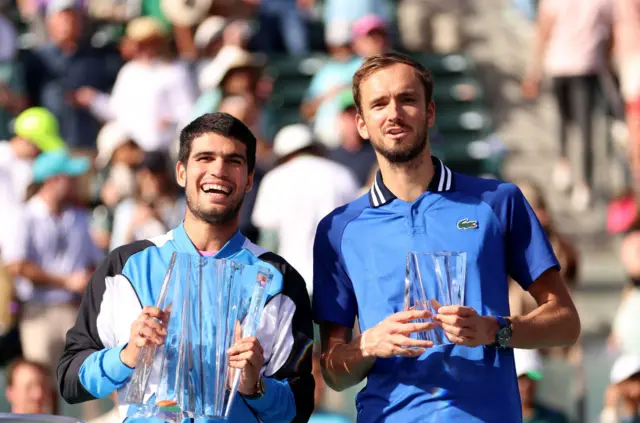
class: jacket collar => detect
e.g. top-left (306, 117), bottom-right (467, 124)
top-left (172, 223), bottom-right (246, 258)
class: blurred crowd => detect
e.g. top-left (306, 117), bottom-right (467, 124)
top-left (0, 0), bottom-right (639, 422)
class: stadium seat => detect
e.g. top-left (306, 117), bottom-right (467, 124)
top-left (409, 52), bottom-right (475, 77)
top-left (265, 54), bottom-right (330, 80)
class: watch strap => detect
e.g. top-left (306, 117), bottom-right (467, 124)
top-left (242, 377), bottom-right (266, 400)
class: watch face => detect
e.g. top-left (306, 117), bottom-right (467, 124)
top-left (498, 327), bottom-right (511, 347)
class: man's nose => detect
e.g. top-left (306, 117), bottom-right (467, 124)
top-left (207, 158), bottom-right (227, 177)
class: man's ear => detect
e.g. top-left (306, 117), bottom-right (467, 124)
top-left (356, 113), bottom-right (370, 140)
top-left (245, 171), bottom-right (254, 193)
top-left (176, 161), bottom-right (186, 188)
top-left (5, 386), bottom-right (13, 404)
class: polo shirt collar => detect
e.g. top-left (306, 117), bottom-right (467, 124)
top-left (369, 156), bottom-right (454, 208)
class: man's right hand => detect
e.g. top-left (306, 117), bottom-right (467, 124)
top-left (359, 309), bottom-right (436, 358)
top-left (120, 306), bottom-right (169, 368)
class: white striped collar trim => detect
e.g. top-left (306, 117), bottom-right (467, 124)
top-left (368, 156), bottom-right (454, 208)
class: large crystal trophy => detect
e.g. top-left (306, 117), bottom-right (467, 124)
top-left (123, 252), bottom-right (274, 421)
top-left (405, 251), bottom-right (466, 347)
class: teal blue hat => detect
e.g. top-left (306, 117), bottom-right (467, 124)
top-left (33, 150), bottom-right (90, 183)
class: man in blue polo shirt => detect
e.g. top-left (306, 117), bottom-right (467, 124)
top-left (312, 52), bottom-right (581, 423)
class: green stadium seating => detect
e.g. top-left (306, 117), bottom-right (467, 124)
top-left (409, 52), bottom-right (476, 77)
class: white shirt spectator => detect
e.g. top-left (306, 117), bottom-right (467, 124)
top-left (0, 142), bottom-right (33, 207)
top-left (3, 196), bottom-right (103, 304)
top-left (252, 155), bottom-right (360, 295)
top-left (89, 61), bottom-right (196, 152)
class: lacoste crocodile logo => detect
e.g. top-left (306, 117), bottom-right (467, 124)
top-left (457, 218), bottom-right (478, 230)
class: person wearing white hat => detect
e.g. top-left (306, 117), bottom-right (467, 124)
top-left (251, 124), bottom-right (360, 296)
top-left (194, 15), bottom-right (227, 59)
top-left (514, 348), bottom-right (569, 423)
top-left (601, 355), bottom-right (640, 423)
top-left (301, 20), bottom-right (363, 149)
top-left (73, 16), bottom-right (197, 153)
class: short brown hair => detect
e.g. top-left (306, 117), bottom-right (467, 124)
top-left (6, 358), bottom-right (50, 386)
top-left (352, 52), bottom-right (434, 114)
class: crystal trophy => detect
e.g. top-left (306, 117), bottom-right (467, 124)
top-left (123, 252), bottom-right (273, 421)
top-left (405, 251), bottom-right (466, 347)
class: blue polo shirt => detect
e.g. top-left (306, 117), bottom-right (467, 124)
top-left (312, 157), bottom-right (560, 423)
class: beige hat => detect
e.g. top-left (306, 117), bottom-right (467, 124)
top-left (126, 17), bottom-right (167, 42)
top-left (273, 124), bottom-right (314, 158)
top-left (198, 45), bottom-right (264, 91)
top-left (96, 121), bottom-right (133, 169)
top-left (161, 0), bottom-right (212, 27)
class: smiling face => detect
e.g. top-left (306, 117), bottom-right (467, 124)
top-left (356, 63), bottom-right (435, 165)
top-left (176, 133), bottom-right (253, 226)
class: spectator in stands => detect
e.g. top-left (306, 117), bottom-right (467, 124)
top-left (252, 0), bottom-right (311, 56)
top-left (514, 348), bottom-right (570, 423)
top-left (252, 124), bottom-right (360, 296)
top-left (218, 95), bottom-right (267, 244)
top-left (0, 8), bottom-right (28, 140)
top-left (193, 46), bottom-right (267, 123)
top-left (328, 89), bottom-right (377, 187)
top-left (509, 179), bottom-right (579, 317)
top-left (74, 16), bottom-right (196, 153)
top-left (610, 230), bottom-right (640, 356)
top-left (601, 355), bottom-right (640, 423)
top-left (90, 122), bottom-right (143, 251)
top-left (4, 150), bottom-right (101, 373)
top-left (508, 179), bottom-right (585, 421)
top-left (301, 20), bottom-right (363, 148)
top-left (322, 0), bottom-right (392, 28)
top-left (613, 0), bottom-right (640, 201)
top-left (109, 151), bottom-right (185, 250)
top-left (352, 14), bottom-right (391, 58)
top-left (521, 0), bottom-right (613, 212)
top-left (0, 108), bottom-right (65, 211)
top-left (194, 15), bottom-right (227, 79)
top-left (22, 0), bottom-right (121, 151)
top-left (4, 358), bottom-right (54, 414)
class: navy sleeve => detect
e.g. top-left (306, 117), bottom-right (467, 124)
top-left (312, 213), bottom-right (358, 328)
top-left (501, 184), bottom-right (560, 290)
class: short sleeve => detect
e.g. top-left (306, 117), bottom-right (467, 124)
top-left (504, 185), bottom-right (560, 290)
top-left (312, 215), bottom-right (357, 328)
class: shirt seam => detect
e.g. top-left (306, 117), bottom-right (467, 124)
top-left (337, 206), bottom-right (370, 287)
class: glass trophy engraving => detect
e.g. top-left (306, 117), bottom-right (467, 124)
top-left (405, 251), bottom-right (466, 347)
top-left (123, 253), bottom-right (273, 421)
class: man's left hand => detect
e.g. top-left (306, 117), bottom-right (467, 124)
top-left (435, 306), bottom-right (499, 347)
top-left (227, 336), bottom-right (265, 395)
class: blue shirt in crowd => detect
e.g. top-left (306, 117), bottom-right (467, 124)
top-left (313, 156), bottom-right (560, 423)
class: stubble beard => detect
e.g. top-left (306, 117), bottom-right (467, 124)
top-left (372, 127), bottom-right (429, 166)
top-left (185, 184), bottom-right (244, 226)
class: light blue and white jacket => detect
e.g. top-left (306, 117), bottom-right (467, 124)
top-left (57, 224), bottom-right (315, 423)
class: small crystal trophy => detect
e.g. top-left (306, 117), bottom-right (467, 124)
top-left (405, 251), bottom-right (466, 346)
top-left (123, 253), bottom-right (273, 421)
